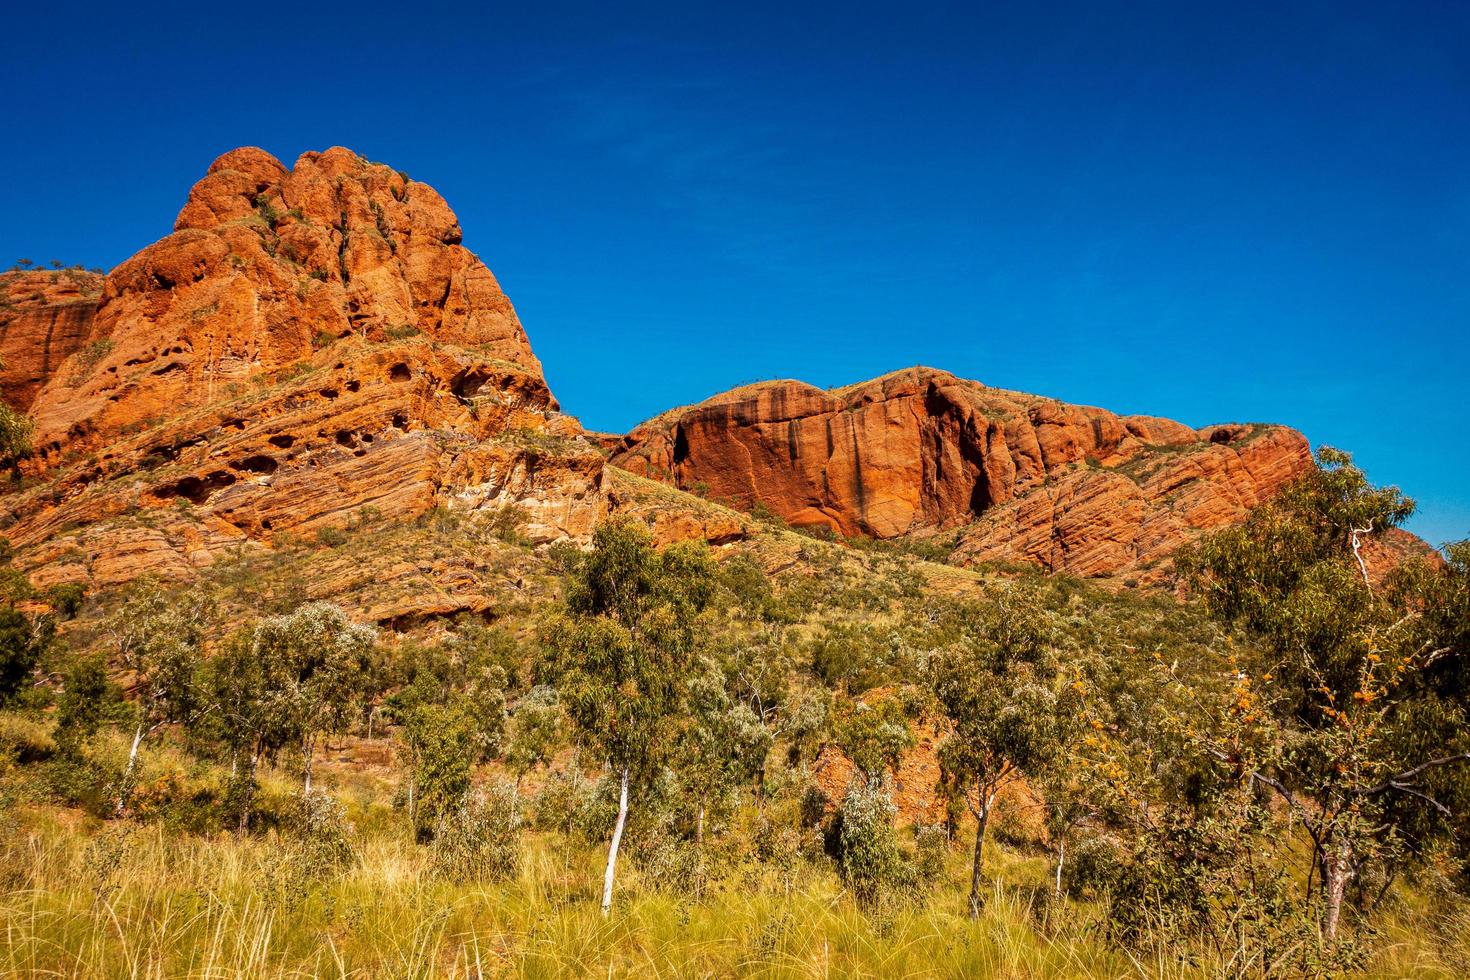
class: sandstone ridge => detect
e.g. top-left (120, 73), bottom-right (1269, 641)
top-left (608, 367), bottom-right (1319, 578)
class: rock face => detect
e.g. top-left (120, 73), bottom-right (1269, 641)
top-left (0, 269), bottom-right (103, 411)
top-left (609, 368), bottom-right (1317, 577)
top-left (27, 146), bottom-right (541, 463)
top-left (3, 148), bottom-right (605, 594)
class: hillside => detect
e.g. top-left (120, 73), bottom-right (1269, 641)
top-left (0, 147), bottom-right (1464, 978)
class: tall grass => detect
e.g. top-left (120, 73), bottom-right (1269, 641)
top-left (1, 807), bottom-right (1466, 978)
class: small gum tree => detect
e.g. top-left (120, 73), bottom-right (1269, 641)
top-left (540, 518), bottom-right (715, 916)
top-left (246, 601), bottom-right (377, 795)
top-left (103, 581), bottom-right (213, 814)
top-left (928, 586), bottom-right (1067, 917)
top-left (681, 657), bottom-right (773, 843)
top-left (1177, 447), bottom-right (1470, 940)
top-left (504, 685), bottom-right (564, 791)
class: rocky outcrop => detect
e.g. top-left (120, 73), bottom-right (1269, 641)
top-left (2, 148), bottom-right (605, 593)
top-left (0, 269), bottom-right (103, 411)
top-left (610, 368), bottom-right (1317, 578)
top-left (27, 147), bottom-right (541, 464)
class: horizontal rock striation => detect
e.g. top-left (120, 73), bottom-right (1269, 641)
top-left (3, 148), bottom-right (606, 593)
top-left (609, 367), bottom-right (1317, 577)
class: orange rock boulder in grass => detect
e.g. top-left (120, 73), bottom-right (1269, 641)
top-left (609, 367), bottom-right (1318, 578)
top-left (0, 268), bottom-right (104, 411)
top-left (2, 148), bottom-right (606, 592)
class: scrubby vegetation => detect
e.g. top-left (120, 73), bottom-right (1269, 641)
top-left (0, 450), bottom-right (1467, 977)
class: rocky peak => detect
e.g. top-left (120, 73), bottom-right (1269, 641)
top-left (28, 146), bottom-right (541, 464)
top-left (609, 367), bottom-right (1318, 579)
top-left (2, 149), bottom-right (605, 604)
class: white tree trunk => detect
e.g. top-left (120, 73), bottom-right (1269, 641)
top-left (116, 724), bottom-right (145, 815)
top-left (601, 765), bottom-right (630, 917)
top-left (302, 736), bottom-right (315, 795)
top-left (1323, 831), bottom-right (1354, 940)
top-left (1054, 837), bottom-right (1066, 898)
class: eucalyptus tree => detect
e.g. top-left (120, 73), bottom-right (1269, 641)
top-left (928, 587), bottom-right (1066, 917)
top-left (1178, 448), bottom-right (1470, 939)
top-left (247, 601), bottom-right (377, 795)
top-left (540, 518), bottom-right (716, 915)
top-left (681, 657), bottom-right (772, 842)
top-left (0, 354), bottom-right (33, 477)
top-left (504, 684), bottom-right (564, 790)
top-left (102, 581), bottom-right (213, 814)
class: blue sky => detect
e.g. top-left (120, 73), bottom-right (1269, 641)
top-left (4, 1), bottom-right (1467, 546)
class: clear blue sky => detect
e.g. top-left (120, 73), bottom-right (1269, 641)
top-left (4, 2), bottom-right (1467, 546)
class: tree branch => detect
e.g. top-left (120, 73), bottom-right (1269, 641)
top-left (1359, 753), bottom-right (1470, 794)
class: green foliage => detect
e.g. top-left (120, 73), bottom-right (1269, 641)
top-left (207, 601), bottom-right (375, 808)
top-left (504, 685), bottom-right (563, 783)
top-left (430, 779), bottom-right (522, 882)
top-left (543, 519), bottom-right (716, 778)
top-left (834, 778), bottom-right (915, 907)
top-left (1177, 448), bottom-right (1470, 938)
top-left (679, 657), bottom-right (772, 833)
top-left (45, 582), bottom-right (86, 619)
top-left (833, 695), bottom-right (914, 783)
top-left (53, 653), bottom-right (124, 755)
top-left (0, 606), bottom-right (51, 704)
top-left (0, 402), bottom-right (33, 474)
top-left (399, 699), bottom-right (477, 842)
top-left (929, 585), bottom-right (1071, 916)
top-left (285, 791), bottom-right (356, 877)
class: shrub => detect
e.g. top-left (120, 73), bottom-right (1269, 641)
top-left (834, 778), bottom-right (913, 907)
top-left (531, 767), bottom-right (619, 843)
top-left (43, 744), bottom-right (122, 816)
top-left (634, 825), bottom-right (710, 898)
top-left (287, 792), bottom-right (356, 877)
top-left (1065, 834), bottom-right (1124, 900)
top-left (0, 606), bottom-right (50, 704)
top-left (314, 526), bottom-right (349, 548)
top-left (913, 823), bottom-right (948, 886)
top-left (430, 779), bottom-right (521, 882)
top-left (398, 699), bottom-right (476, 842)
top-left (0, 402), bottom-right (33, 473)
top-left (45, 582), bottom-right (86, 619)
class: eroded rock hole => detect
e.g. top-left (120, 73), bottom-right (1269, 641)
top-left (451, 368), bottom-right (488, 398)
top-left (268, 434), bottom-right (295, 449)
top-left (159, 470), bottom-right (236, 504)
top-left (232, 455), bottom-right (279, 475)
top-left (389, 363), bottom-right (411, 383)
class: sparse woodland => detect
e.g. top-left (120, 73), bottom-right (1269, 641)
top-left (1, 450), bottom-right (1467, 978)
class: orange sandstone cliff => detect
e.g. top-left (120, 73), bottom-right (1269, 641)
top-left (2, 147), bottom-right (606, 595)
top-left (608, 368), bottom-right (1318, 578)
top-left (0, 268), bottom-right (104, 411)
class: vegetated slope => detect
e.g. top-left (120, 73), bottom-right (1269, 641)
top-left (1, 148), bottom-right (608, 600)
top-left (609, 366), bottom-right (1433, 579)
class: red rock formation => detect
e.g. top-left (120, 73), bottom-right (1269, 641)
top-left (610, 368), bottom-right (1318, 578)
top-left (28, 147), bottom-right (540, 464)
top-left (2, 148), bottom-right (606, 593)
top-left (0, 269), bottom-right (103, 411)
